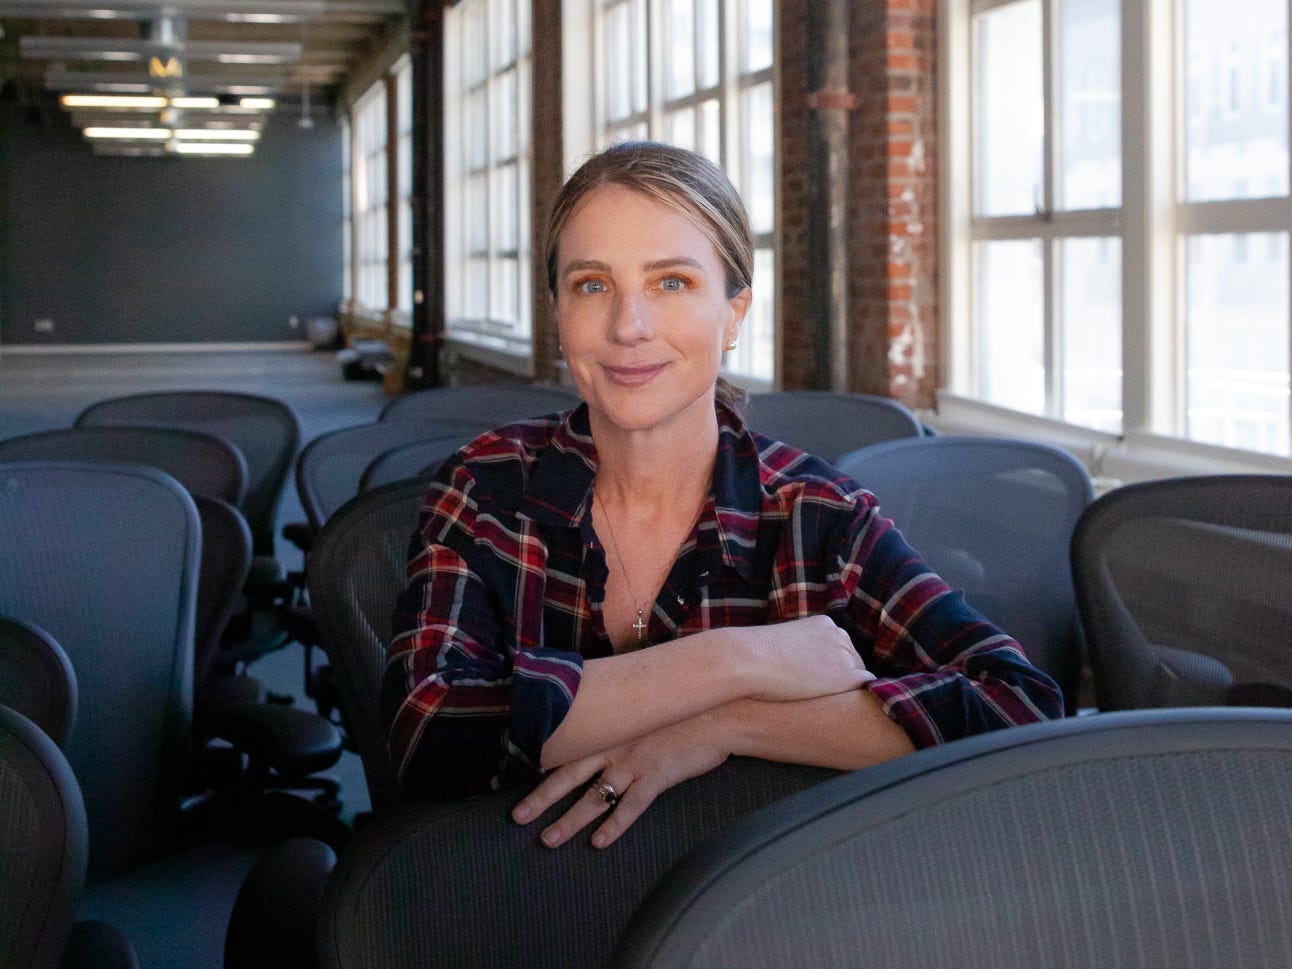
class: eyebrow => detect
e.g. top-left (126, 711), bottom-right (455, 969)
top-left (560, 256), bottom-right (708, 277)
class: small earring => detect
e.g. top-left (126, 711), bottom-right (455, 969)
top-left (724, 340), bottom-right (738, 351)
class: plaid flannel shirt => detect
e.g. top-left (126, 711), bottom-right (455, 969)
top-left (383, 402), bottom-right (1063, 796)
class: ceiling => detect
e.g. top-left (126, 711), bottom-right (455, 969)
top-left (0, 0), bottom-right (409, 111)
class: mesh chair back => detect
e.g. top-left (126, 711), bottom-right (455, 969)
top-left (377, 383), bottom-right (580, 424)
top-left (296, 419), bottom-right (491, 531)
top-left (358, 439), bottom-right (460, 492)
top-left (746, 391), bottom-right (923, 463)
top-left (192, 496), bottom-right (253, 688)
top-left (0, 461), bottom-right (198, 881)
top-left (308, 474), bottom-right (438, 808)
top-left (0, 704), bottom-right (88, 969)
top-left (612, 708), bottom-right (1292, 969)
top-left (0, 425), bottom-right (247, 507)
top-left (75, 391), bottom-right (298, 555)
top-left (319, 759), bottom-right (836, 969)
top-left (838, 436), bottom-right (1093, 711)
top-left (0, 616), bottom-right (77, 750)
top-left (1071, 474), bottom-right (1292, 710)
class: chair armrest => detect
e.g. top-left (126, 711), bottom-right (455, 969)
top-left (212, 701), bottom-right (343, 778)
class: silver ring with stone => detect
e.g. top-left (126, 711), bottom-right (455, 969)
top-left (592, 779), bottom-right (619, 807)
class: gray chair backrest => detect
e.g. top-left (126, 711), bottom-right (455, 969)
top-left (0, 425), bottom-right (247, 507)
top-left (377, 383), bottom-right (580, 424)
top-left (296, 419), bottom-right (491, 531)
top-left (0, 616), bottom-right (77, 750)
top-left (0, 461), bottom-right (198, 881)
top-left (75, 391), bottom-right (298, 556)
top-left (611, 708), bottom-right (1292, 969)
top-left (746, 391), bottom-right (924, 463)
top-left (307, 474), bottom-right (439, 809)
top-left (192, 495), bottom-right (253, 689)
top-left (0, 704), bottom-right (88, 969)
top-left (319, 759), bottom-right (837, 969)
top-left (1071, 474), bottom-right (1292, 711)
top-left (358, 438), bottom-right (460, 492)
top-left (838, 435), bottom-right (1093, 713)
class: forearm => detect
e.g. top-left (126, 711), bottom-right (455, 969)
top-left (540, 627), bottom-right (752, 768)
top-left (708, 689), bottom-right (914, 771)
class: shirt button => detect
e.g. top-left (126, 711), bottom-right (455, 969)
top-left (676, 595), bottom-right (686, 605)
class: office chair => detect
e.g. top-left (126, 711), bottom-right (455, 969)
top-left (838, 436), bottom-right (1093, 713)
top-left (0, 704), bottom-right (139, 969)
top-left (377, 382), bottom-right (580, 424)
top-left (306, 474), bottom-right (438, 810)
top-left (0, 461), bottom-right (339, 969)
top-left (0, 425), bottom-right (248, 507)
top-left (358, 437), bottom-right (459, 491)
top-left (1071, 474), bottom-right (1292, 710)
top-left (611, 708), bottom-right (1292, 969)
top-left (0, 614), bottom-right (77, 751)
top-left (294, 418), bottom-right (492, 532)
top-left (315, 759), bottom-right (837, 969)
top-left (746, 390), bottom-right (924, 463)
top-left (74, 390), bottom-right (299, 563)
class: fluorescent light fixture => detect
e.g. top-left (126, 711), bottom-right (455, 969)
top-left (174, 128), bottom-right (260, 141)
top-left (172, 141), bottom-right (255, 155)
top-left (239, 97), bottom-right (276, 110)
top-left (169, 96), bottom-right (221, 109)
top-left (61, 94), bottom-right (167, 108)
top-left (83, 126), bottom-right (172, 139)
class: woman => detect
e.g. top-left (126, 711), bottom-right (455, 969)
top-left (383, 141), bottom-right (1062, 850)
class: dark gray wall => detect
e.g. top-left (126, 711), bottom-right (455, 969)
top-left (0, 100), bottom-right (343, 345)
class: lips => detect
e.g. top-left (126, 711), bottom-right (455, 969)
top-left (603, 363), bottom-right (666, 387)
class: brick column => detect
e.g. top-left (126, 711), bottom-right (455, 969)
top-left (778, 0), bottom-right (939, 406)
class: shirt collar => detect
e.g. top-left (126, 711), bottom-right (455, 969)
top-left (519, 399), bottom-right (766, 583)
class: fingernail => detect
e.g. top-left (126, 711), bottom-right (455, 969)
top-left (592, 833), bottom-right (608, 849)
top-left (541, 828), bottom-right (560, 847)
top-left (513, 803), bottom-right (531, 822)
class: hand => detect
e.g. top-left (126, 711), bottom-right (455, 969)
top-left (734, 615), bottom-right (874, 702)
top-left (511, 715), bottom-right (729, 849)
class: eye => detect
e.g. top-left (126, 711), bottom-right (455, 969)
top-left (659, 275), bottom-right (688, 292)
top-left (576, 278), bottom-right (607, 295)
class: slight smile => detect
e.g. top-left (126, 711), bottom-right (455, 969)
top-left (603, 363), bottom-right (667, 387)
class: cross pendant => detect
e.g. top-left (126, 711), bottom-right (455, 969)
top-left (632, 609), bottom-right (647, 643)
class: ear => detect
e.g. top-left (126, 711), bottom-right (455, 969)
top-left (725, 287), bottom-right (752, 344)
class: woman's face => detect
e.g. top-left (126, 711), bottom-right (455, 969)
top-left (554, 184), bottom-right (751, 437)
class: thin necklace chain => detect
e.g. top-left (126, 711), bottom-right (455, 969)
top-left (594, 490), bottom-right (702, 646)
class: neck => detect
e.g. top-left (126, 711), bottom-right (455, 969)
top-left (590, 396), bottom-right (719, 513)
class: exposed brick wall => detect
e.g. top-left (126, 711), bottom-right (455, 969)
top-left (777, 0), bottom-right (939, 407)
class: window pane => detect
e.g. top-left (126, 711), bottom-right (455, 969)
top-left (1184, 0), bottom-right (1289, 201)
top-left (975, 0), bottom-right (1044, 216)
top-left (668, 106), bottom-right (696, 150)
top-left (698, 98), bottom-right (721, 164)
top-left (491, 163), bottom-right (518, 251)
top-left (606, 2), bottom-right (632, 121)
top-left (492, 69), bottom-right (517, 161)
top-left (1061, 237), bottom-right (1122, 433)
top-left (742, 0), bottom-right (773, 74)
top-left (1186, 233), bottom-right (1290, 455)
top-left (697, 0), bottom-right (719, 90)
top-left (491, 0), bottom-right (516, 70)
top-left (743, 82), bottom-right (775, 234)
top-left (978, 240), bottom-right (1045, 413)
top-left (725, 246), bottom-right (775, 381)
top-left (1059, 0), bottom-right (1120, 209)
top-left (666, 0), bottom-right (696, 98)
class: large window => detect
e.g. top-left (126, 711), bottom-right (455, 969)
top-left (951, 0), bottom-right (1292, 457)
top-left (443, 0), bottom-right (533, 356)
top-left (569, 0), bottom-right (777, 383)
top-left (352, 81), bottom-right (389, 311)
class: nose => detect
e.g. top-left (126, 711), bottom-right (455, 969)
top-left (608, 289), bottom-right (654, 345)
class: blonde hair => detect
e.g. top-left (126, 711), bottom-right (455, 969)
top-left (545, 141), bottom-right (753, 411)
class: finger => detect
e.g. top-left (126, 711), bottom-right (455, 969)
top-left (589, 781), bottom-right (659, 849)
top-left (539, 775), bottom-right (629, 848)
top-left (512, 757), bottom-right (603, 825)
